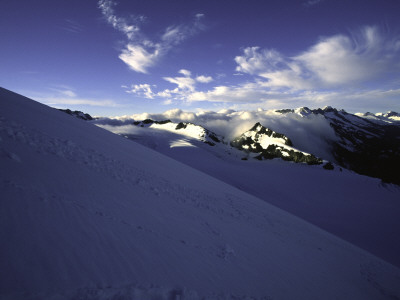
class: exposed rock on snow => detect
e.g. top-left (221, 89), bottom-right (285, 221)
top-left (277, 107), bottom-right (400, 184)
top-left (133, 119), bottom-right (224, 146)
top-left (58, 108), bottom-right (94, 120)
top-left (231, 122), bottom-right (323, 165)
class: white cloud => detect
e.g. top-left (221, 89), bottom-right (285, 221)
top-left (98, 0), bottom-right (205, 73)
top-left (121, 25), bottom-right (400, 112)
top-left (196, 75), bottom-right (213, 83)
top-left (187, 82), bottom-right (285, 103)
top-left (235, 26), bottom-right (400, 90)
top-left (235, 47), bottom-right (286, 75)
top-left (126, 84), bottom-right (155, 99)
top-left (119, 44), bottom-right (161, 74)
top-left (178, 69), bottom-right (192, 77)
top-left (126, 69), bottom-right (214, 100)
top-left (29, 86), bottom-right (119, 107)
top-left (60, 90), bottom-right (77, 97)
top-left (98, 0), bottom-right (141, 40)
top-left (163, 76), bottom-right (196, 92)
top-left (35, 96), bottom-right (118, 107)
top-left (43, 98), bottom-right (118, 107)
top-left (48, 87), bottom-right (77, 98)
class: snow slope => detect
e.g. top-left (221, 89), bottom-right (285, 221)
top-left (97, 116), bottom-right (400, 269)
top-left (1, 87), bottom-right (400, 299)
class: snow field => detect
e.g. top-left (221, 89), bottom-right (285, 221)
top-left (1, 88), bottom-right (400, 299)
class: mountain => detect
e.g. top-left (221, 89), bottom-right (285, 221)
top-left (130, 118), bottom-right (325, 165)
top-left (230, 122), bottom-right (323, 165)
top-left (58, 108), bottom-right (94, 120)
top-left (276, 106), bottom-right (400, 184)
top-left (132, 119), bottom-right (224, 146)
top-left (356, 111), bottom-right (400, 123)
top-left (2, 87), bottom-right (400, 299)
top-left (105, 106), bottom-right (400, 184)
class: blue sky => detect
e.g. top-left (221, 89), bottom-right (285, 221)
top-left (1, 0), bottom-right (400, 116)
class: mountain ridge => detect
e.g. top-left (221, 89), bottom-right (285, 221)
top-left (95, 106), bottom-right (400, 184)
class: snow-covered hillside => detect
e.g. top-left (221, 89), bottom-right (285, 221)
top-left (95, 108), bottom-right (400, 269)
top-left (1, 87), bottom-right (400, 300)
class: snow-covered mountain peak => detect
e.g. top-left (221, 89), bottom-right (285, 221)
top-left (385, 111), bottom-right (400, 118)
top-left (231, 122), bottom-right (323, 164)
top-left (276, 107), bottom-right (313, 117)
top-left (377, 111), bottom-right (400, 122)
top-left (294, 106), bottom-right (313, 116)
top-left (355, 111), bottom-right (400, 124)
top-left (245, 122), bottom-right (293, 147)
top-left (277, 106), bottom-right (345, 118)
top-left (133, 118), bottom-right (224, 146)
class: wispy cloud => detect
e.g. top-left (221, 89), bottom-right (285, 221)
top-left (28, 86), bottom-right (119, 107)
top-left (122, 25), bottom-right (400, 112)
top-left (235, 26), bottom-right (400, 90)
top-left (38, 97), bottom-right (118, 107)
top-left (187, 83), bottom-right (267, 103)
top-left (98, 0), bottom-right (205, 73)
top-left (98, 0), bottom-right (141, 39)
top-left (303, 0), bottom-right (325, 7)
top-left (48, 86), bottom-right (77, 98)
top-left (61, 19), bottom-right (84, 34)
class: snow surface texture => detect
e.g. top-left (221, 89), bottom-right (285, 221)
top-left (1, 87), bottom-right (400, 299)
top-left (96, 112), bottom-right (400, 269)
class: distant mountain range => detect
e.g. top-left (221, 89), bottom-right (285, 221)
top-left (83, 106), bottom-right (400, 184)
top-left (277, 106), bottom-right (400, 184)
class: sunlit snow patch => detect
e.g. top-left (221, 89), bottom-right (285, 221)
top-left (170, 139), bottom-right (198, 148)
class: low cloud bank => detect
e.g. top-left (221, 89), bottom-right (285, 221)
top-left (93, 108), bottom-right (337, 160)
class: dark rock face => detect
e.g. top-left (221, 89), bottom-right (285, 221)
top-left (330, 123), bottom-right (400, 184)
top-left (58, 109), bottom-right (93, 121)
top-left (312, 107), bottom-right (400, 184)
top-left (133, 119), bottom-right (172, 126)
top-left (277, 106), bottom-right (400, 184)
top-left (175, 122), bottom-right (187, 130)
top-left (323, 162), bottom-right (334, 170)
